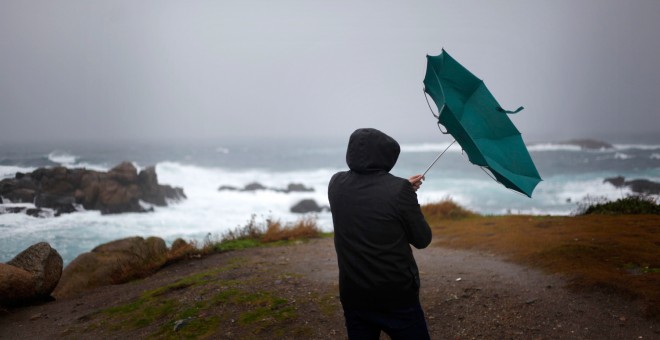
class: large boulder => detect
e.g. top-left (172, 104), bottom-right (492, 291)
top-left (0, 264), bottom-right (35, 304)
top-left (53, 236), bottom-right (168, 298)
top-left (0, 242), bottom-right (63, 305)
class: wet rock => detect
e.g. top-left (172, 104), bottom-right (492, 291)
top-left (25, 208), bottom-right (50, 218)
top-left (604, 176), bottom-right (660, 195)
top-left (219, 182), bottom-right (315, 193)
top-left (138, 166), bottom-right (185, 206)
top-left (290, 199), bottom-right (327, 213)
top-left (243, 182), bottom-right (267, 191)
top-left (0, 162), bottom-right (186, 216)
top-left (0, 206), bottom-right (26, 214)
top-left (281, 183), bottom-right (314, 193)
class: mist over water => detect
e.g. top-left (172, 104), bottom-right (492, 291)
top-left (1, 138), bottom-right (659, 265)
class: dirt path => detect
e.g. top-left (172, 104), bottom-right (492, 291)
top-left (1, 238), bottom-right (658, 339)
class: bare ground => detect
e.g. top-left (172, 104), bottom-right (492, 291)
top-left (1, 238), bottom-right (658, 339)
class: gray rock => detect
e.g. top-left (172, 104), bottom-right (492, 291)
top-left (243, 182), bottom-right (267, 191)
top-left (604, 176), bottom-right (660, 195)
top-left (290, 199), bottom-right (327, 213)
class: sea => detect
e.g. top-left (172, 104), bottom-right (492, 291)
top-left (1, 138), bottom-right (659, 265)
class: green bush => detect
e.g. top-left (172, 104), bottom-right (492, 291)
top-left (578, 195), bottom-right (660, 215)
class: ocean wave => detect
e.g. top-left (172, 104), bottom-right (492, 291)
top-left (526, 144), bottom-right (583, 152)
top-left (400, 143), bottom-right (462, 153)
top-left (215, 147), bottom-right (230, 154)
top-left (0, 165), bottom-right (35, 179)
top-left (47, 151), bottom-right (78, 165)
top-left (613, 144), bottom-right (660, 151)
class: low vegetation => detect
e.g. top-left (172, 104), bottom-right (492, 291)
top-left (162, 215), bottom-right (326, 262)
top-left (213, 215), bottom-right (327, 252)
top-left (78, 259), bottom-right (316, 338)
top-left (421, 197), bottom-right (478, 221)
top-left (576, 194), bottom-right (660, 215)
top-left (422, 197), bottom-right (660, 318)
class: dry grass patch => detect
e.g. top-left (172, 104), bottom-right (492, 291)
top-left (262, 216), bottom-right (322, 242)
top-left (428, 214), bottom-right (660, 318)
top-left (421, 198), bottom-right (477, 220)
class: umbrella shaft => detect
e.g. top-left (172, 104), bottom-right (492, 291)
top-left (422, 140), bottom-right (456, 177)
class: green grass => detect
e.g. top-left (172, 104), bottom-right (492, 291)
top-left (93, 258), bottom-right (299, 338)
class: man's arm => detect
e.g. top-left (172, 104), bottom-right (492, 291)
top-left (398, 181), bottom-right (432, 249)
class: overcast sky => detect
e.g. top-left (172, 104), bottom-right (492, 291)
top-left (1, 0), bottom-right (659, 144)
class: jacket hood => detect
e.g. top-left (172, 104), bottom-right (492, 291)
top-left (346, 128), bottom-right (400, 173)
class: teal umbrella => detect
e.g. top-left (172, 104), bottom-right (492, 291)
top-left (422, 49), bottom-right (542, 197)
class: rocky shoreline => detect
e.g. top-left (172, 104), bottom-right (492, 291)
top-left (1, 236), bottom-right (194, 306)
top-left (604, 176), bottom-right (660, 195)
top-left (0, 162), bottom-right (186, 216)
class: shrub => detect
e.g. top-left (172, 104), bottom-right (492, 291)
top-left (578, 195), bottom-right (660, 215)
top-left (216, 215), bottom-right (323, 251)
top-left (261, 216), bottom-right (321, 243)
top-left (421, 197), bottom-right (476, 220)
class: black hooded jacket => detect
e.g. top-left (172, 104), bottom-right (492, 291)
top-left (328, 128), bottom-right (432, 309)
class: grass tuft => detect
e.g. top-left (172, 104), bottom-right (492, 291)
top-left (214, 215), bottom-right (323, 252)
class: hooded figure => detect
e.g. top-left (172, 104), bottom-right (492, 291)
top-left (328, 128), bottom-right (432, 339)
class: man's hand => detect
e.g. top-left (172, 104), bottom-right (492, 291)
top-left (408, 174), bottom-right (425, 192)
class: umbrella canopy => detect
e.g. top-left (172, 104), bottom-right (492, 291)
top-left (423, 49), bottom-right (542, 197)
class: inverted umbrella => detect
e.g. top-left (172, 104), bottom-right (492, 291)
top-left (422, 49), bottom-right (542, 197)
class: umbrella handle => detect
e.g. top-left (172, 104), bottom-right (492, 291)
top-left (422, 140), bottom-right (456, 177)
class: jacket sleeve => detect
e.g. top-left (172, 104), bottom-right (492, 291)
top-left (396, 181), bottom-right (432, 249)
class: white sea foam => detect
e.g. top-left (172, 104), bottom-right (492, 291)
top-left (48, 151), bottom-right (78, 165)
top-left (400, 143), bottom-right (462, 153)
top-left (651, 153), bottom-right (660, 160)
top-left (0, 165), bottom-right (35, 179)
top-left (526, 143), bottom-right (582, 152)
top-left (613, 152), bottom-right (633, 160)
top-left (215, 147), bottom-right (230, 154)
top-left (613, 144), bottom-right (660, 151)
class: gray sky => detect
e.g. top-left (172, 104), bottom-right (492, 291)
top-left (1, 0), bottom-right (659, 144)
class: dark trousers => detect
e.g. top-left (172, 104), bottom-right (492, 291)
top-left (342, 303), bottom-right (430, 340)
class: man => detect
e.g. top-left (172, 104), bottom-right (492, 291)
top-left (328, 128), bottom-right (432, 339)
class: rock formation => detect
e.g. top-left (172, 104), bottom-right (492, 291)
top-left (0, 242), bottom-right (63, 305)
top-left (0, 162), bottom-right (186, 215)
top-left (604, 176), bottom-right (660, 195)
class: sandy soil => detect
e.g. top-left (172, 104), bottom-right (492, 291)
top-left (1, 238), bottom-right (658, 339)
